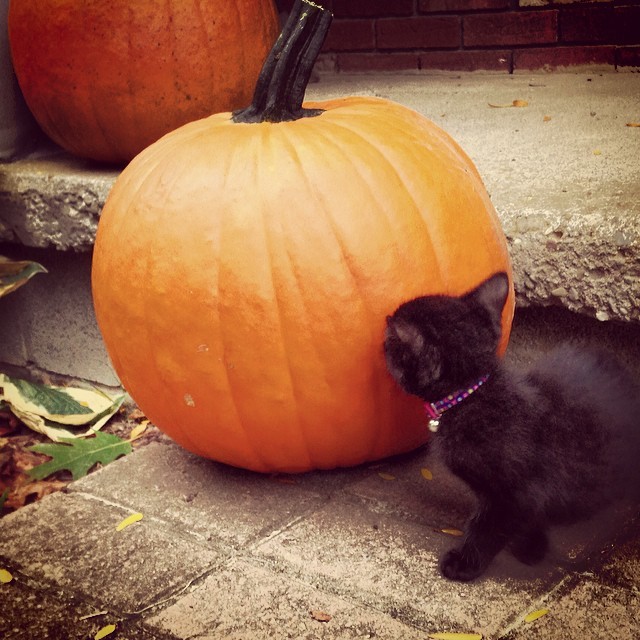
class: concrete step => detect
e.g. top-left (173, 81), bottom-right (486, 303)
top-left (1, 72), bottom-right (639, 385)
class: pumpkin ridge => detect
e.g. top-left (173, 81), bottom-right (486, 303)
top-left (212, 141), bottom-right (276, 472)
top-left (289, 124), bottom-right (388, 465)
top-left (272, 125), bottom-right (350, 468)
top-left (320, 116), bottom-right (446, 289)
top-left (301, 120), bottom-right (426, 461)
top-left (257, 131), bottom-right (316, 470)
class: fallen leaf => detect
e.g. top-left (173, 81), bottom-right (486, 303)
top-left (310, 610), bottom-right (332, 622)
top-left (0, 374), bottom-right (125, 441)
top-left (0, 568), bottom-right (13, 583)
top-left (428, 633), bottom-right (482, 640)
top-left (524, 608), bottom-right (549, 623)
top-left (128, 421), bottom-right (149, 441)
top-left (4, 479), bottom-right (68, 510)
top-left (0, 256), bottom-right (47, 298)
top-left (126, 408), bottom-right (147, 421)
top-left (593, 149), bottom-right (602, 155)
top-left (626, 122), bottom-right (640, 127)
top-left (421, 467), bottom-right (433, 480)
top-left (378, 472), bottom-right (396, 481)
top-left (488, 99), bottom-right (528, 108)
top-left (79, 611), bottom-right (109, 621)
top-left (27, 431), bottom-right (133, 481)
top-left (543, 115), bottom-right (552, 122)
top-left (116, 512), bottom-right (144, 532)
top-left (95, 624), bottom-right (117, 639)
top-left (440, 528), bottom-right (464, 537)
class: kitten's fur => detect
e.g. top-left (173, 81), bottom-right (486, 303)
top-left (384, 273), bottom-right (640, 582)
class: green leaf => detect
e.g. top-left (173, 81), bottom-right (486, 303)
top-left (0, 256), bottom-right (46, 298)
top-left (0, 488), bottom-right (9, 510)
top-left (27, 432), bottom-right (133, 481)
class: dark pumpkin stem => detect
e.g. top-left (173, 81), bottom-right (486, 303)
top-left (233, 0), bottom-right (333, 124)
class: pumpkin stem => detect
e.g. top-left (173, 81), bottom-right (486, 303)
top-left (233, 0), bottom-right (332, 124)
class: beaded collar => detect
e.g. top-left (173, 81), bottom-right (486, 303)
top-left (424, 374), bottom-right (490, 433)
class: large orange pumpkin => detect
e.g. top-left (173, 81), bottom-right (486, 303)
top-left (92, 0), bottom-right (514, 473)
top-left (8, 0), bottom-right (279, 163)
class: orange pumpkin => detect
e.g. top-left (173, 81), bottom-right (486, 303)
top-left (92, 0), bottom-right (514, 473)
top-left (8, 0), bottom-right (279, 163)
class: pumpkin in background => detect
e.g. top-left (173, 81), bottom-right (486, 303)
top-left (8, 0), bottom-right (279, 163)
top-left (92, 0), bottom-right (514, 473)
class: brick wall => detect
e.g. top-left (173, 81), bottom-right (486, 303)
top-left (277, 0), bottom-right (640, 73)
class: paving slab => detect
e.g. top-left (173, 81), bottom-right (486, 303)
top-left (1, 435), bottom-right (638, 639)
top-left (505, 576), bottom-right (640, 640)
top-left (70, 442), bottom-right (367, 549)
top-left (253, 497), bottom-right (565, 637)
top-left (0, 491), bottom-right (223, 613)
top-left (146, 558), bottom-right (428, 640)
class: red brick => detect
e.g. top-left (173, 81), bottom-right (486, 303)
top-left (322, 19), bottom-right (375, 51)
top-left (419, 0), bottom-right (510, 12)
top-left (560, 6), bottom-right (615, 43)
top-left (377, 16), bottom-right (461, 49)
top-left (420, 49), bottom-right (512, 71)
top-left (514, 45), bottom-right (615, 70)
top-left (616, 46), bottom-right (640, 67)
top-left (464, 11), bottom-right (558, 47)
top-left (332, 0), bottom-right (414, 18)
top-left (615, 6), bottom-right (640, 44)
top-left (337, 52), bottom-right (421, 72)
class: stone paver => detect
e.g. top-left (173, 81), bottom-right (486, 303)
top-left (1, 438), bottom-right (638, 639)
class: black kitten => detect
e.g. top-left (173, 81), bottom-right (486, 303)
top-left (384, 272), bottom-right (640, 582)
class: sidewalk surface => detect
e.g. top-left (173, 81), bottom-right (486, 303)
top-left (1, 420), bottom-right (638, 639)
top-left (1, 72), bottom-right (639, 639)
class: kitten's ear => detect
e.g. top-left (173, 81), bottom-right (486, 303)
top-left (465, 272), bottom-right (510, 325)
top-left (386, 316), bottom-right (424, 356)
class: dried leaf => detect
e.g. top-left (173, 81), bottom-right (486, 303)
top-left (488, 99), bottom-right (528, 108)
top-left (626, 122), bottom-right (640, 127)
top-left (440, 528), bottom-right (464, 537)
top-left (4, 479), bottom-right (68, 510)
top-left (429, 633), bottom-right (482, 640)
top-left (0, 374), bottom-right (125, 441)
top-left (0, 256), bottom-right (46, 298)
top-left (79, 611), bottom-right (109, 621)
top-left (524, 608), bottom-right (549, 623)
top-left (0, 568), bottom-right (13, 583)
top-left (127, 408), bottom-right (147, 421)
top-left (421, 467), bottom-right (433, 480)
top-left (116, 512), bottom-right (144, 532)
top-left (378, 472), bottom-right (396, 481)
top-left (27, 431), bottom-right (133, 481)
top-left (129, 421), bottom-right (149, 441)
top-left (95, 624), bottom-right (117, 639)
top-left (543, 115), bottom-right (552, 122)
top-left (310, 610), bottom-right (332, 623)
top-left (593, 149), bottom-right (602, 156)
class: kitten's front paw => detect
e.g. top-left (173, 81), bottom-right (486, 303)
top-left (440, 548), bottom-right (486, 582)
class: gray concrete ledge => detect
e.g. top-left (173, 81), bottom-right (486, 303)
top-left (1, 73), bottom-right (638, 323)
